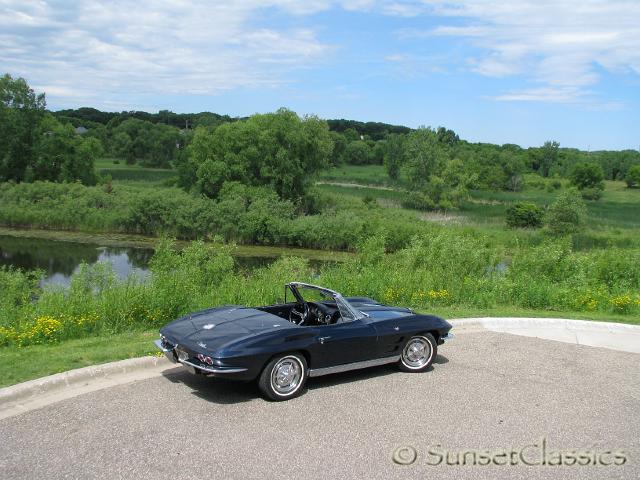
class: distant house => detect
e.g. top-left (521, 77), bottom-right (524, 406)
top-left (75, 126), bottom-right (88, 135)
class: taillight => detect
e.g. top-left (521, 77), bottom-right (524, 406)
top-left (197, 354), bottom-right (214, 365)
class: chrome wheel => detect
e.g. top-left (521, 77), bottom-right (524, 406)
top-left (270, 356), bottom-right (304, 396)
top-left (401, 336), bottom-right (433, 370)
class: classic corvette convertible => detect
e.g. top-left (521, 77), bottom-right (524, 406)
top-left (155, 282), bottom-right (453, 400)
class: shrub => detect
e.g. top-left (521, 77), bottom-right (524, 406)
top-left (545, 189), bottom-right (586, 236)
top-left (401, 191), bottom-right (435, 211)
top-left (527, 177), bottom-right (546, 190)
top-left (506, 202), bottom-right (544, 228)
top-left (580, 187), bottom-right (603, 201)
top-left (626, 164), bottom-right (640, 188)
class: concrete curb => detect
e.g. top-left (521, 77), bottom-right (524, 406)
top-left (0, 355), bottom-right (174, 408)
top-left (450, 317), bottom-right (640, 332)
top-left (450, 317), bottom-right (640, 354)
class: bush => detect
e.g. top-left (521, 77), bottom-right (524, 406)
top-left (626, 164), bottom-right (640, 188)
top-left (505, 202), bottom-right (544, 228)
top-left (545, 189), bottom-right (586, 235)
top-left (401, 191), bottom-right (435, 211)
top-left (527, 177), bottom-right (546, 190)
top-left (580, 187), bottom-right (603, 201)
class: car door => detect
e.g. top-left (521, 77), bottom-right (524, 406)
top-left (372, 318), bottom-right (408, 358)
top-left (309, 319), bottom-right (378, 369)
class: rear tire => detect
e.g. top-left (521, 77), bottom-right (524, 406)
top-left (258, 353), bottom-right (307, 401)
top-left (399, 334), bottom-right (437, 372)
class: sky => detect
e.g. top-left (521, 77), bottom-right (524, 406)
top-left (1, 0), bottom-right (639, 150)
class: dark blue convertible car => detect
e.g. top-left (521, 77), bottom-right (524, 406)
top-left (155, 282), bottom-right (453, 400)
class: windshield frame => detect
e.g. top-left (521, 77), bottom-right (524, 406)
top-left (287, 282), bottom-right (367, 321)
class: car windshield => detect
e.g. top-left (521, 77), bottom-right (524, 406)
top-left (297, 285), bottom-right (334, 304)
top-left (291, 283), bottom-right (367, 321)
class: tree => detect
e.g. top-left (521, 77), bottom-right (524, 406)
top-left (343, 140), bottom-right (370, 165)
top-left (329, 131), bottom-right (347, 165)
top-left (502, 155), bottom-right (525, 192)
top-left (570, 162), bottom-right (604, 190)
top-left (625, 164), bottom-right (640, 188)
top-left (62, 136), bottom-right (101, 184)
top-left (384, 134), bottom-right (404, 180)
top-left (545, 189), bottom-right (586, 235)
top-left (436, 126), bottom-right (459, 147)
top-left (539, 140), bottom-right (560, 177)
top-left (32, 113), bottom-right (99, 185)
top-left (369, 141), bottom-right (385, 165)
top-left (0, 74), bottom-right (46, 182)
top-left (187, 109), bottom-right (333, 202)
top-left (403, 127), bottom-right (447, 190)
top-left (111, 131), bottom-right (133, 161)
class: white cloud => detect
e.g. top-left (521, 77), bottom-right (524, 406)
top-left (396, 0), bottom-right (640, 104)
top-left (2, 0), bottom-right (638, 109)
top-left (0, 0), bottom-right (336, 107)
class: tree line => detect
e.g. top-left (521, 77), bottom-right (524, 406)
top-left (2, 73), bottom-right (639, 207)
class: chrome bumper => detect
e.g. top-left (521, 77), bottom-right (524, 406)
top-left (180, 359), bottom-right (248, 375)
top-left (441, 332), bottom-right (454, 342)
top-left (154, 339), bottom-right (177, 363)
top-left (154, 339), bottom-right (247, 375)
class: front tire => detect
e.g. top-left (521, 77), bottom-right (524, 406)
top-left (399, 334), bottom-right (437, 372)
top-left (258, 353), bottom-right (307, 401)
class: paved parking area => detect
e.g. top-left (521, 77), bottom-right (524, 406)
top-left (0, 331), bottom-right (638, 480)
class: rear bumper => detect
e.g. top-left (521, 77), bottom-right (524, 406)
top-left (154, 339), bottom-right (177, 363)
top-left (154, 339), bottom-right (250, 378)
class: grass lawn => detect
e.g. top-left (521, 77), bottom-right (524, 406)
top-left (319, 164), bottom-right (402, 186)
top-left (96, 157), bottom-right (176, 185)
top-left (0, 330), bottom-right (158, 388)
top-left (1, 309), bottom-right (637, 388)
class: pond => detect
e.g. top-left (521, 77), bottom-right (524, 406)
top-left (0, 234), bottom-right (332, 287)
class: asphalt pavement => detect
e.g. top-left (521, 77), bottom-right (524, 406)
top-left (0, 330), bottom-right (638, 480)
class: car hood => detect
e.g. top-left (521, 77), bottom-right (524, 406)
top-left (160, 306), bottom-right (292, 352)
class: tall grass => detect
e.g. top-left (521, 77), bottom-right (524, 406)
top-left (1, 234), bottom-right (639, 348)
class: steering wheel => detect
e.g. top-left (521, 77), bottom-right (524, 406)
top-left (289, 302), bottom-right (309, 325)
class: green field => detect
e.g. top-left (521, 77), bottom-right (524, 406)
top-left (316, 165), bottom-right (640, 249)
top-left (96, 157), bottom-right (176, 185)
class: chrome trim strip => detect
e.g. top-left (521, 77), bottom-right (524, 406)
top-left (441, 333), bottom-right (454, 342)
top-left (180, 359), bottom-right (248, 374)
top-left (308, 355), bottom-right (400, 378)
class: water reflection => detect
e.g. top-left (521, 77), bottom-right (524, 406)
top-left (0, 235), bottom-right (325, 287)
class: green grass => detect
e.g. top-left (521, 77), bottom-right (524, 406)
top-left (316, 183), bottom-right (405, 202)
top-left (96, 157), bottom-right (176, 185)
top-left (319, 164), bottom-right (401, 186)
top-left (0, 330), bottom-right (158, 387)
